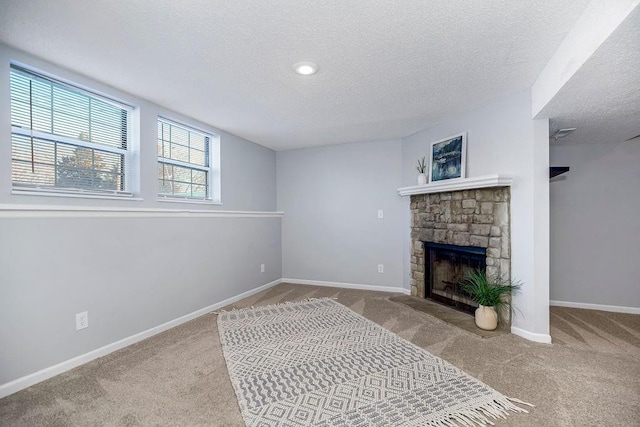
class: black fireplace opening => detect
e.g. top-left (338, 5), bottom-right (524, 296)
top-left (423, 242), bottom-right (486, 314)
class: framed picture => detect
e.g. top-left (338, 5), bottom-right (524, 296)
top-left (429, 132), bottom-right (467, 182)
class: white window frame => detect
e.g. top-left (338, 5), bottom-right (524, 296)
top-left (9, 63), bottom-right (135, 198)
top-left (157, 117), bottom-right (221, 203)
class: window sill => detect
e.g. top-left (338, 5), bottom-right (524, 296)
top-left (157, 197), bottom-right (222, 206)
top-left (12, 189), bottom-right (143, 202)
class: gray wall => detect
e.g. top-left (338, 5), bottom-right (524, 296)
top-left (0, 45), bottom-right (281, 386)
top-left (550, 140), bottom-right (640, 308)
top-left (277, 139), bottom-right (406, 288)
top-left (276, 91), bottom-right (551, 340)
top-left (401, 91), bottom-right (551, 338)
top-left (0, 216), bottom-right (281, 385)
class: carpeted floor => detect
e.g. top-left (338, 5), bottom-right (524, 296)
top-left (1, 283), bottom-right (639, 426)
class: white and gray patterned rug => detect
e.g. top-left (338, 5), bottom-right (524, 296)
top-left (217, 298), bottom-right (530, 426)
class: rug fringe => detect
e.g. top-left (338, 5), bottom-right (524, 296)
top-left (404, 396), bottom-right (531, 427)
top-left (507, 396), bottom-right (535, 407)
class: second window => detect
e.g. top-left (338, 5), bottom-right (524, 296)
top-left (157, 118), bottom-right (212, 200)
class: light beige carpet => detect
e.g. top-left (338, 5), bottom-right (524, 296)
top-left (1, 283), bottom-right (639, 426)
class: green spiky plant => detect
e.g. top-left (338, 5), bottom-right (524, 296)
top-left (416, 156), bottom-right (427, 174)
top-left (460, 269), bottom-right (522, 323)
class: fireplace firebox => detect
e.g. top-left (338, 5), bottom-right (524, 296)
top-left (424, 242), bottom-right (486, 314)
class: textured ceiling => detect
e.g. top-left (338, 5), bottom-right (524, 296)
top-left (538, 5), bottom-right (640, 146)
top-left (0, 0), bottom-right (592, 150)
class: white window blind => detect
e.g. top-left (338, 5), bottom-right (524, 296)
top-left (157, 118), bottom-right (212, 200)
top-left (10, 65), bottom-right (133, 195)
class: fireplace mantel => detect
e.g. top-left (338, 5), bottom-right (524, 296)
top-left (397, 174), bottom-right (513, 197)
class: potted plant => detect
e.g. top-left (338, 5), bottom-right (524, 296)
top-left (416, 157), bottom-right (427, 185)
top-left (460, 269), bottom-right (521, 331)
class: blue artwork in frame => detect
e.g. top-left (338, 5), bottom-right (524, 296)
top-left (429, 132), bottom-right (467, 182)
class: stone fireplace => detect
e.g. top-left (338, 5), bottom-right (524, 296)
top-left (409, 186), bottom-right (511, 306)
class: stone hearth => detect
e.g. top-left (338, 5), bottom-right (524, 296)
top-left (410, 187), bottom-right (511, 298)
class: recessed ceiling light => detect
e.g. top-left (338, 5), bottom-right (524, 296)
top-left (293, 61), bottom-right (318, 75)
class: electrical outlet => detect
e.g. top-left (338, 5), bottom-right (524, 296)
top-left (260, 264), bottom-right (265, 273)
top-left (378, 264), bottom-right (384, 273)
top-left (76, 311), bottom-right (88, 330)
top-left (377, 210), bottom-right (384, 219)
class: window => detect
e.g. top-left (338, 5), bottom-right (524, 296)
top-left (10, 65), bottom-right (133, 195)
top-left (157, 118), bottom-right (215, 200)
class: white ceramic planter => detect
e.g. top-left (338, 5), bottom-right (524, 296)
top-left (475, 305), bottom-right (498, 330)
top-left (417, 173), bottom-right (427, 185)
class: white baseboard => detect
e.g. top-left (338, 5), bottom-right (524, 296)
top-left (511, 327), bottom-right (552, 344)
top-left (282, 278), bottom-right (410, 295)
top-left (0, 278), bottom-right (282, 399)
top-left (550, 300), bottom-right (640, 315)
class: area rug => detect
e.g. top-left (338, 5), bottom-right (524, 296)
top-left (217, 298), bottom-right (530, 426)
